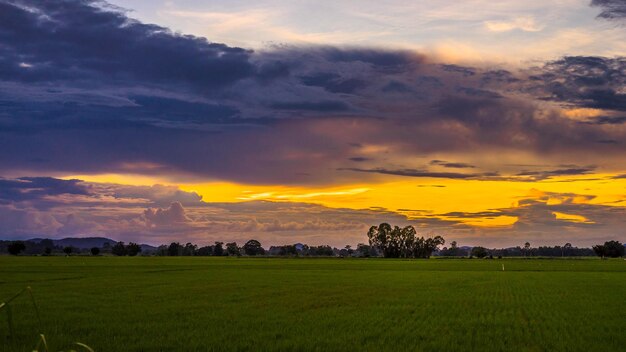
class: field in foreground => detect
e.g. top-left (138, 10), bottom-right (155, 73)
top-left (1, 257), bottom-right (624, 351)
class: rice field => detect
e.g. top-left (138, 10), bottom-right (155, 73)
top-left (1, 257), bottom-right (624, 351)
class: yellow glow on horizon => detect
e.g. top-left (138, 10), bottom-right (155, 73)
top-left (552, 211), bottom-right (593, 224)
top-left (441, 215), bottom-right (519, 227)
top-left (63, 172), bottom-right (626, 229)
top-left (181, 173), bottom-right (626, 228)
top-left (61, 173), bottom-right (175, 186)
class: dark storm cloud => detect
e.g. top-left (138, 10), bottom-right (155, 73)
top-left (0, 177), bottom-right (90, 203)
top-left (0, 0), bottom-right (625, 184)
top-left (583, 115), bottom-right (626, 124)
top-left (515, 167), bottom-right (596, 179)
top-left (348, 157), bottom-right (371, 162)
top-left (440, 64), bottom-right (476, 76)
top-left (341, 166), bottom-right (598, 182)
top-left (481, 70), bottom-right (520, 84)
top-left (429, 160), bottom-right (476, 169)
top-left (321, 47), bottom-right (420, 69)
top-left (339, 167), bottom-right (499, 180)
top-left (381, 81), bottom-right (412, 93)
top-left (456, 87), bottom-right (502, 99)
top-left (530, 56), bottom-right (626, 111)
top-left (299, 73), bottom-right (368, 93)
top-left (269, 100), bottom-right (351, 112)
top-left (591, 0), bottom-right (626, 20)
top-left (0, 0), bottom-right (254, 88)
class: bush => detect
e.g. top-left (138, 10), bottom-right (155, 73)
top-left (471, 246), bottom-right (488, 258)
top-left (126, 242), bottom-right (142, 256)
top-left (90, 247), bottom-right (100, 256)
top-left (8, 241), bottom-right (26, 255)
top-left (111, 242), bottom-right (127, 256)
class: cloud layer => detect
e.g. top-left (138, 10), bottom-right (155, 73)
top-left (0, 0), bottom-right (625, 185)
top-left (0, 1), bottom-right (624, 246)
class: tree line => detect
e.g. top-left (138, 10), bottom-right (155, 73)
top-left (153, 240), bottom-right (349, 257)
top-left (0, 226), bottom-right (623, 258)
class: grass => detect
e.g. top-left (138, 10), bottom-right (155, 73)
top-left (0, 257), bottom-right (624, 351)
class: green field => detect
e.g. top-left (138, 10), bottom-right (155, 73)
top-left (1, 257), bottom-right (624, 351)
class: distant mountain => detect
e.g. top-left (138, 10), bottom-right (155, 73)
top-left (28, 237), bottom-right (157, 251)
top-left (140, 244), bottom-right (158, 252)
top-left (29, 236), bottom-right (116, 249)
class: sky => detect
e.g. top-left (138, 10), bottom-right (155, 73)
top-left (0, 0), bottom-right (625, 247)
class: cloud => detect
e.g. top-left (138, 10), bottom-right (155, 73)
top-left (339, 167), bottom-right (499, 180)
top-left (0, 177), bottom-right (90, 204)
top-left (529, 56), bottom-right (626, 111)
top-left (341, 165), bottom-right (597, 182)
top-left (269, 100), bottom-right (350, 112)
top-left (591, 0), bottom-right (626, 20)
top-left (143, 202), bottom-right (190, 227)
top-left (348, 157), bottom-right (371, 162)
top-left (484, 16), bottom-right (544, 32)
top-left (430, 160), bottom-right (476, 169)
top-left (0, 0), bottom-right (254, 88)
top-left (106, 184), bottom-right (203, 207)
top-left (583, 115), bottom-right (626, 124)
top-left (515, 167), bottom-right (596, 180)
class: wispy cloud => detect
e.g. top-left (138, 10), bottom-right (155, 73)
top-left (484, 16), bottom-right (544, 32)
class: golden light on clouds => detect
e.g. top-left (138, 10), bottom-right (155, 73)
top-left (63, 172), bottom-right (626, 230)
top-left (552, 211), bottom-right (594, 224)
top-left (62, 173), bottom-right (174, 186)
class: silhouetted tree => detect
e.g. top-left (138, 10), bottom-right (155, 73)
top-left (63, 246), bottom-right (73, 255)
top-left (604, 240), bottom-right (624, 257)
top-left (243, 240), bottom-right (264, 256)
top-left (7, 241), bottom-right (26, 255)
top-left (196, 245), bottom-right (214, 256)
top-left (182, 242), bottom-right (197, 256)
top-left (213, 242), bottom-right (224, 256)
top-left (368, 223), bottom-right (444, 258)
top-left (112, 241), bottom-right (127, 256)
top-left (307, 245), bottom-right (334, 256)
top-left (413, 235), bottom-right (445, 258)
top-left (226, 242), bottom-right (240, 256)
top-left (594, 240), bottom-right (624, 258)
top-left (439, 241), bottom-right (466, 257)
top-left (524, 242), bottom-right (531, 257)
top-left (126, 242), bottom-right (142, 256)
top-left (562, 243), bottom-right (572, 257)
top-left (168, 242), bottom-right (181, 256)
top-left (593, 244), bottom-right (606, 258)
top-left (356, 243), bottom-right (374, 257)
top-left (90, 247), bottom-right (100, 256)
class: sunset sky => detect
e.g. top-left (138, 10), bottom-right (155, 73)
top-left (1, 0), bottom-right (625, 247)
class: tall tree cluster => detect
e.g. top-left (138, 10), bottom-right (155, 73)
top-left (367, 223), bottom-right (445, 258)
